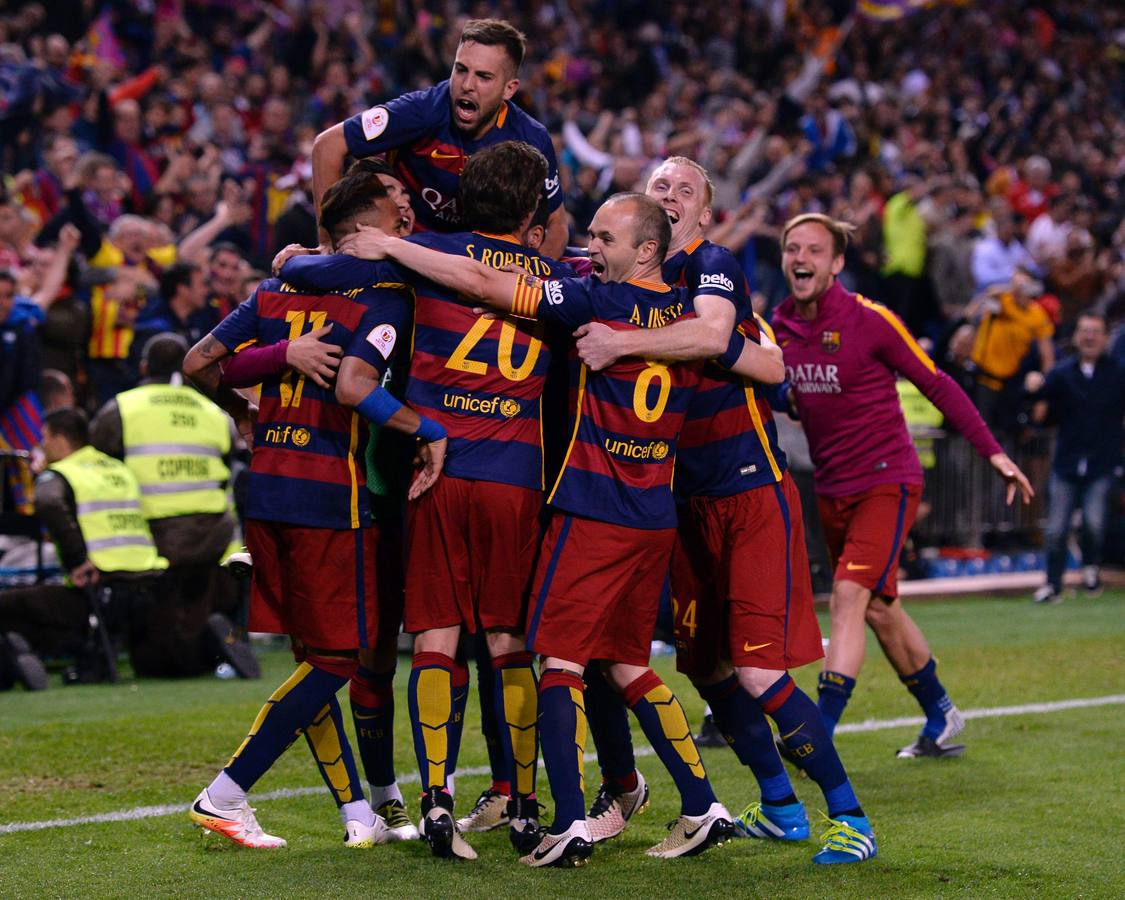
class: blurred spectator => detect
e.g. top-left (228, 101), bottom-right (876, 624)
top-left (0, 269), bottom-right (42, 414)
top-left (133, 261), bottom-right (217, 350)
top-left (967, 268), bottom-right (1055, 434)
top-left (1028, 313), bottom-right (1125, 603)
top-left (970, 205), bottom-right (1039, 293)
top-left (1026, 193), bottom-right (1073, 270)
top-left (1006, 156), bottom-right (1058, 224)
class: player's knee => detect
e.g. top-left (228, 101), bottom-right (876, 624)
top-left (484, 628), bottom-right (525, 658)
top-left (735, 665), bottom-right (787, 698)
top-left (832, 579), bottom-right (871, 614)
top-left (538, 656), bottom-right (584, 679)
top-left (604, 662), bottom-right (650, 694)
top-left (864, 597), bottom-right (899, 630)
top-left (413, 626), bottom-right (460, 658)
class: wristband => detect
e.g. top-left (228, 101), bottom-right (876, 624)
top-left (355, 387), bottom-right (405, 427)
top-left (414, 414), bottom-right (447, 443)
top-left (716, 329), bottom-right (746, 370)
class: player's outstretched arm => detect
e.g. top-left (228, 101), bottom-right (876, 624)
top-left (870, 302), bottom-right (1033, 505)
top-left (336, 356), bottom-right (446, 499)
top-left (312, 123), bottom-right (349, 215)
top-left (337, 225), bottom-right (523, 313)
top-left (722, 329), bottom-right (785, 384)
top-left (573, 293), bottom-right (736, 370)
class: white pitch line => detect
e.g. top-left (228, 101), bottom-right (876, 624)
top-left (3, 693), bottom-right (1123, 835)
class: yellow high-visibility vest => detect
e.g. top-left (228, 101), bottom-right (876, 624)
top-left (49, 445), bottom-right (168, 574)
top-left (117, 383), bottom-right (231, 520)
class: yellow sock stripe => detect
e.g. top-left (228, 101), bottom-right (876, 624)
top-left (305, 704), bottom-right (354, 804)
top-left (645, 685), bottom-right (707, 778)
top-left (502, 668), bottom-right (540, 796)
top-left (226, 662), bottom-right (314, 767)
top-left (570, 686), bottom-right (588, 799)
top-left (417, 668), bottom-right (452, 788)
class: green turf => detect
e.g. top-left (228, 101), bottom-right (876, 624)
top-left (2, 592), bottom-right (1124, 899)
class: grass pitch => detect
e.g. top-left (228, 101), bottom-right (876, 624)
top-left (2, 591), bottom-right (1124, 899)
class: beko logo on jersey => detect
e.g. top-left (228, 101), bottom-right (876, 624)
top-left (442, 391), bottom-right (521, 418)
top-left (699, 273), bottom-right (734, 293)
top-left (787, 363), bottom-right (841, 394)
top-left (545, 281), bottom-right (565, 305)
top-left (545, 174), bottom-right (560, 197)
top-left (361, 106), bottom-right (389, 141)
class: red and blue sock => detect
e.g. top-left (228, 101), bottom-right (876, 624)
top-left (349, 665), bottom-right (396, 790)
top-left (817, 670), bottom-right (856, 737)
top-left (624, 669), bottom-right (715, 816)
top-left (759, 674), bottom-right (862, 818)
top-left (538, 668), bottom-right (587, 833)
top-left (698, 674), bottom-right (796, 805)
top-left (492, 651), bottom-right (539, 800)
top-left (900, 657), bottom-right (954, 741)
top-left (408, 651), bottom-right (456, 792)
top-left (225, 659), bottom-right (352, 792)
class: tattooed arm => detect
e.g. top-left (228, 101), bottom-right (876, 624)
top-left (184, 333), bottom-right (255, 445)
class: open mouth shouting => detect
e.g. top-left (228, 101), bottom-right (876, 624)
top-left (454, 96), bottom-right (478, 125)
top-left (790, 265), bottom-right (815, 287)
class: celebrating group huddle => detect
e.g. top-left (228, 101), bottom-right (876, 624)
top-left (180, 18), bottom-right (1032, 870)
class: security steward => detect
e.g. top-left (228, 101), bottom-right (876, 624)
top-left (0, 408), bottom-right (167, 682)
top-left (90, 333), bottom-right (258, 678)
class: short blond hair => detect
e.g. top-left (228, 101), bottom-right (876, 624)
top-left (781, 213), bottom-right (856, 257)
top-left (654, 156), bottom-right (714, 207)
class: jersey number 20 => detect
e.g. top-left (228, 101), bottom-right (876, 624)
top-left (446, 317), bottom-right (543, 382)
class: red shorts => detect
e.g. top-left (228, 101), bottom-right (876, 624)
top-left (816, 482), bottom-right (922, 601)
top-left (404, 476), bottom-right (542, 634)
top-left (671, 473), bottom-right (823, 676)
top-left (245, 519), bottom-right (378, 651)
top-left (526, 513), bottom-right (674, 667)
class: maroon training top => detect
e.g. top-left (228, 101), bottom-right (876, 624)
top-left (771, 280), bottom-right (1002, 497)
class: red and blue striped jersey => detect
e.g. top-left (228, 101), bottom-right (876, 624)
top-left (211, 272), bottom-right (410, 530)
top-left (406, 231), bottom-right (574, 490)
top-left (529, 276), bottom-right (702, 529)
top-left (342, 82), bottom-right (562, 234)
top-left (280, 237), bottom-right (574, 491)
top-left (664, 239), bottom-right (789, 499)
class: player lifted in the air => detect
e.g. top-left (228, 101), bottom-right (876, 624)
top-left (573, 158), bottom-right (877, 864)
top-left (336, 192), bottom-right (764, 867)
top-left (770, 213), bottom-right (1033, 758)
top-left (281, 141), bottom-right (574, 861)
top-left (312, 18), bottom-right (567, 257)
top-left (181, 174), bottom-right (445, 850)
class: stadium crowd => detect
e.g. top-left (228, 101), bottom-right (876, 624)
top-left (0, 0), bottom-right (1121, 421)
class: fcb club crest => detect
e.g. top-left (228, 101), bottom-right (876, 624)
top-left (821, 330), bottom-right (841, 353)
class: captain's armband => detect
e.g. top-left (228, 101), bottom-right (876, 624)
top-left (509, 273), bottom-right (543, 320)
